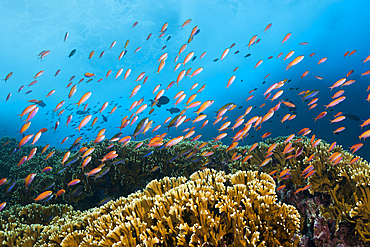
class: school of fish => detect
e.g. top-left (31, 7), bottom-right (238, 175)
top-left (1, 19), bottom-right (370, 211)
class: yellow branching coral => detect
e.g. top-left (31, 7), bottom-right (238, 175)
top-left (75, 169), bottom-right (301, 246)
top-left (0, 169), bottom-right (301, 246)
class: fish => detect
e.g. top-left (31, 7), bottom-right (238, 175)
top-left (68, 49), bottom-right (76, 58)
top-left (281, 32), bottom-right (292, 44)
top-left (167, 107), bottom-right (180, 114)
top-left (3, 72), bottom-right (13, 82)
top-left (67, 179), bottom-right (81, 187)
top-left (34, 191), bottom-right (53, 202)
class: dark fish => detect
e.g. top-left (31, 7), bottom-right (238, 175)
top-left (70, 191), bottom-right (83, 198)
top-left (68, 49), bottom-right (76, 58)
top-left (97, 197), bottom-right (112, 206)
top-left (133, 118), bottom-right (149, 139)
top-left (189, 156), bottom-right (202, 163)
top-left (111, 158), bottom-right (127, 164)
top-left (111, 132), bottom-right (122, 139)
top-left (69, 143), bottom-right (80, 151)
top-left (65, 157), bottom-right (79, 166)
top-left (238, 106), bottom-right (243, 109)
top-left (76, 110), bottom-right (89, 115)
top-left (143, 151), bottom-right (154, 157)
top-left (262, 81), bottom-right (266, 84)
top-left (158, 96), bottom-right (169, 107)
top-left (234, 51), bottom-right (239, 54)
top-left (344, 113), bottom-right (360, 121)
top-left (42, 182), bottom-right (55, 191)
top-left (302, 90), bottom-right (319, 100)
top-left (168, 155), bottom-right (178, 162)
top-left (157, 145), bottom-right (165, 150)
top-left (41, 195), bottom-right (54, 203)
top-left (36, 100), bottom-right (46, 107)
top-left (70, 185), bottom-right (84, 196)
top-left (213, 59), bottom-right (219, 62)
top-left (46, 214), bottom-right (55, 222)
top-left (167, 107), bottom-right (180, 114)
top-left (5, 180), bottom-right (16, 194)
top-left (166, 36), bottom-right (171, 41)
top-left (245, 53), bottom-right (251, 58)
top-left (191, 56), bottom-right (197, 61)
top-left (9, 147), bottom-right (19, 155)
top-left (179, 147), bottom-right (193, 156)
top-left (102, 115), bottom-right (108, 122)
top-left (194, 29), bottom-right (200, 36)
top-left (94, 167), bottom-right (110, 180)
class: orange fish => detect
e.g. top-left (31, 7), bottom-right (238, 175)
top-left (301, 71), bottom-right (309, 79)
top-left (286, 55), bottom-right (304, 70)
top-left (254, 60), bottom-right (263, 69)
top-left (277, 185), bottom-right (286, 191)
top-left (349, 50), bottom-right (356, 56)
top-left (3, 72), bottom-right (13, 82)
top-left (88, 51), bottom-right (95, 59)
top-left (76, 115), bottom-right (92, 132)
top-left (262, 132), bottom-right (271, 139)
top-left (281, 32), bottom-right (292, 44)
top-left (34, 191), bottom-right (53, 202)
top-left (359, 130), bottom-right (370, 140)
top-left (75, 92), bottom-right (91, 108)
top-left (264, 23), bottom-right (272, 33)
top-left (68, 179), bottom-right (81, 187)
top-left (318, 57), bottom-right (327, 65)
top-left (248, 35), bottom-right (257, 49)
top-left (221, 48), bottom-right (229, 60)
top-left (85, 167), bottom-right (102, 178)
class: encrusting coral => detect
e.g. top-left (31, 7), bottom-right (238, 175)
top-left (0, 169), bottom-right (301, 246)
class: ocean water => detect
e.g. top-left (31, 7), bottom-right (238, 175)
top-left (0, 0), bottom-right (370, 245)
top-left (1, 0), bottom-right (369, 159)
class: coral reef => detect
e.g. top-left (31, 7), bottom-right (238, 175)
top-left (227, 136), bottom-right (370, 245)
top-left (0, 136), bottom-right (230, 210)
top-left (0, 169), bottom-right (301, 246)
top-left (2, 134), bottom-right (370, 245)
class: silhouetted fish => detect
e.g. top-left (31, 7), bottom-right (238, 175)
top-left (68, 49), bottom-right (76, 58)
top-left (167, 107), bottom-right (180, 114)
top-left (76, 110), bottom-right (89, 115)
top-left (345, 113), bottom-right (360, 121)
top-left (150, 96), bottom-right (170, 108)
top-left (36, 100), bottom-right (46, 107)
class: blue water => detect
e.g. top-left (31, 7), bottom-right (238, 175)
top-left (0, 0), bottom-right (369, 159)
